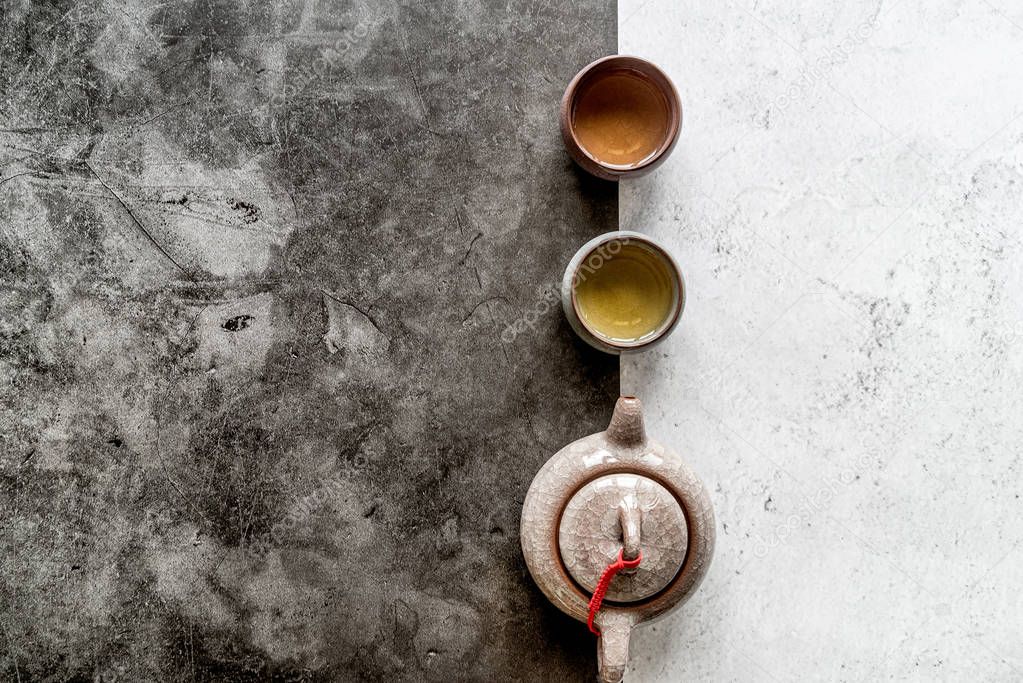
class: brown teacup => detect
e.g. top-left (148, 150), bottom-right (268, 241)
top-left (560, 55), bottom-right (682, 181)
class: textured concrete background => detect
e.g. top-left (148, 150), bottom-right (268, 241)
top-left (621, 0), bottom-right (1023, 680)
top-left (0, 1), bottom-right (617, 680)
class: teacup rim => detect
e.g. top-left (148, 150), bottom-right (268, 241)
top-left (567, 230), bottom-right (685, 352)
top-left (562, 55), bottom-right (683, 177)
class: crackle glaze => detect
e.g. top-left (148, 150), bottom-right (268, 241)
top-left (559, 473), bottom-right (688, 602)
top-left (520, 397), bottom-right (715, 682)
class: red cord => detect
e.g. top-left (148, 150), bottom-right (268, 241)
top-left (587, 548), bottom-right (642, 636)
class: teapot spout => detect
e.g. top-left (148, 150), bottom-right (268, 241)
top-left (605, 396), bottom-right (646, 448)
top-left (595, 611), bottom-right (634, 683)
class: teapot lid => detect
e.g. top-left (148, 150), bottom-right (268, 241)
top-left (558, 473), bottom-right (688, 602)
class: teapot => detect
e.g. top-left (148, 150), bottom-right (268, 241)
top-left (520, 396), bottom-right (715, 682)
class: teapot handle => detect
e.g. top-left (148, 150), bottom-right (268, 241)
top-left (596, 611), bottom-right (634, 683)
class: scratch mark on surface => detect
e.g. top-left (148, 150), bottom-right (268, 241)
top-left (0, 126), bottom-right (70, 134)
top-left (2, 622), bottom-right (20, 683)
top-left (85, 160), bottom-right (195, 281)
top-left (462, 296), bottom-right (508, 323)
top-left (321, 289), bottom-right (388, 354)
top-left (154, 410), bottom-right (212, 528)
top-left (397, 30), bottom-right (429, 119)
top-left (0, 171), bottom-right (36, 187)
top-left (137, 100), bottom-right (194, 128)
top-left (459, 232), bottom-right (483, 265)
top-left (394, 28), bottom-right (445, 138)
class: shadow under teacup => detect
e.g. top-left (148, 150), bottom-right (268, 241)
top-left (561, 231), bottom-right (684, 354)
top-left (560, 55), bottom-right (682, 181)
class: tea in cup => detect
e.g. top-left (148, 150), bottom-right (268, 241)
top-left (561, 231), bottom-right (684, 354)
top-left (560, 56), bottom-right (681, 181)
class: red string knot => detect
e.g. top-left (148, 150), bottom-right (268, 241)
top-left (587, 548), bottom-right (642, 636)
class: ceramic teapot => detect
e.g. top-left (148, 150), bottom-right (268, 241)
top-left (520, 396), bottom-right (715, 682)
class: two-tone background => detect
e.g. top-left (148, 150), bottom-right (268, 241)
top-left (2, 0), bottom-right (1021, 680)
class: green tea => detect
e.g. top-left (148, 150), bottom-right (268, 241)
top-left (574, 243), bottom-right (675, 342)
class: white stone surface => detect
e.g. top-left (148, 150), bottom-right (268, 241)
top-left (619, 1), bottom-right (1023, 680)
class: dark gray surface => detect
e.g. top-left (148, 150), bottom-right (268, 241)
top-left (0, 1), bottom-right (616, 681)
